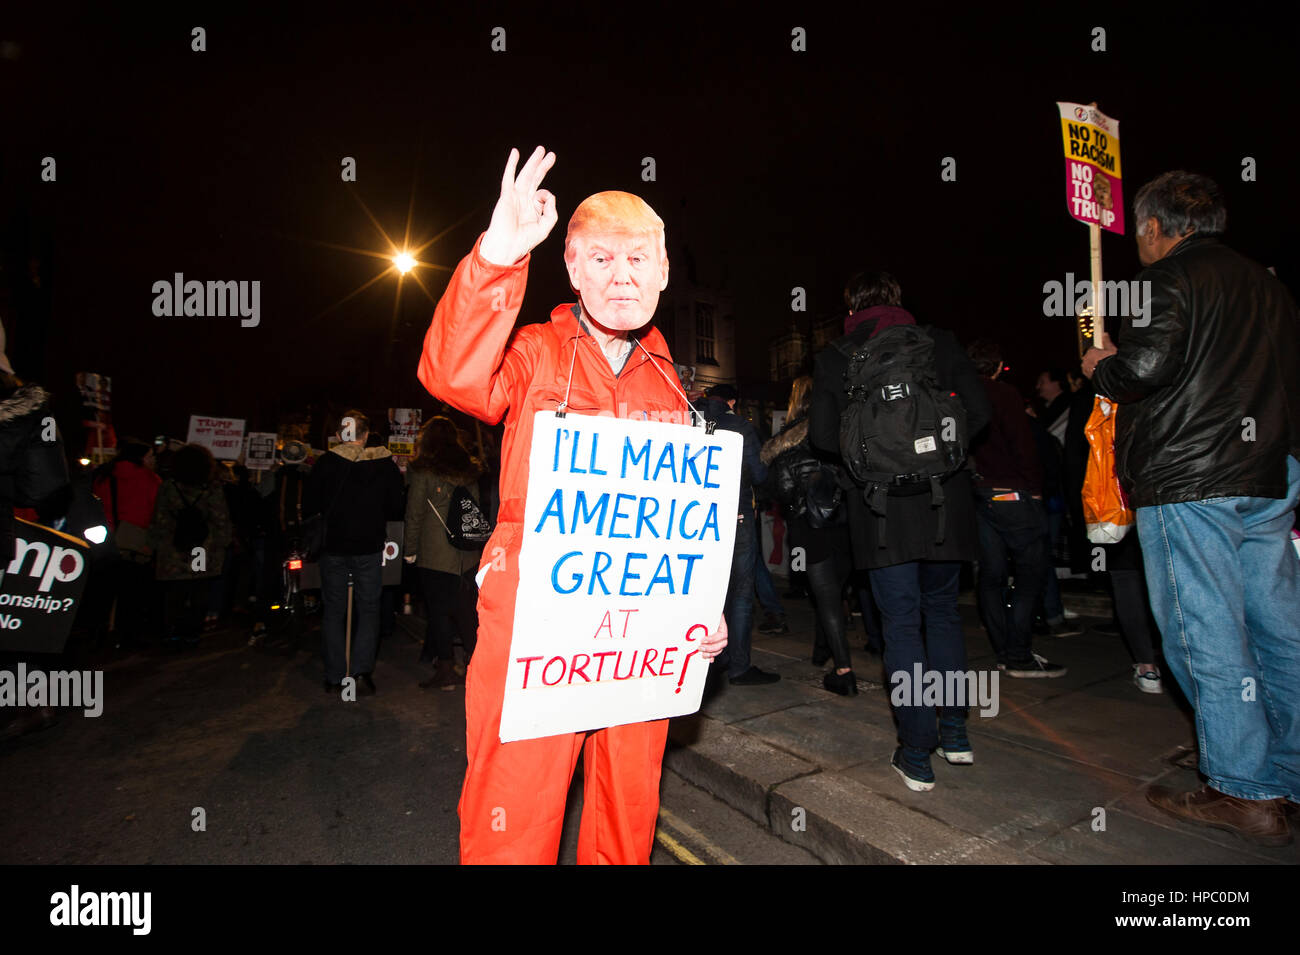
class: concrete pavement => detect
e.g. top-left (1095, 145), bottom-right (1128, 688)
top-left (665, 591), bottom-right (1299, 865)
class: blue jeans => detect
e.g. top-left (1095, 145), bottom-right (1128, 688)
top-left (722, 511), bottom-right (758, 679)
top-left (319, 552), bottom-right (383, 684)
top-left (870, 560), bottom-right (967, 750)
top-left (1136, 455), bottom-right (1300, 802)
top-left (975, 493), bottom-right (1050, 664)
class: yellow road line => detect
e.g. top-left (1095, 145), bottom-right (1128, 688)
top-left (657, 807), bottom-right (741, 866)
top-left (654, 828), bottom-right (705, 865)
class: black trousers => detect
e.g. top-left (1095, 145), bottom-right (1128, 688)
top-left (1106, 533), bottom-right (1157, 663)
top-left (162, 578), bottom-right (208, 641)
top-left (114, 557), bottom-right (156, 641)
top-left (808, 547), bottom-right (854, 670)
top-left (418, 568), bottom-right (479, 663)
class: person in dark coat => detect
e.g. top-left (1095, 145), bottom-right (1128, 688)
top-left (210, 463), bottom-right (265, 626)
top-left (403, 415), bottom-right (485, 689)
top-left (810, 270), bottom-right (990, 792)
top-left (965, 340), bottom-right (1066, 677)
top-left (701, 384), bottom-right (779, 686)
top-left (0, 371), bottom-right (69, 568)
top-left (92, 437), bottom-right (161, 647)
top-left (0, 337), bottom-right (70, 741)
top-left (149, 443), bottom-right (233, 645)
top-left (303, 410), bottom-right (404, 694)
top-left (761, 375), bottom-right (856, 694)
top-left (1061, 368), bottom-right (1094, 575)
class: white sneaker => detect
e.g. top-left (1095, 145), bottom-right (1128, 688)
top-left (1062, 608), bottom-right (1080, 620)
top-left (935, 747), bottom-right (975, 765)
top-left (998, 651), bottom-right (1050, 671)
top-left (1133, 665), bottom-right (1163, 694)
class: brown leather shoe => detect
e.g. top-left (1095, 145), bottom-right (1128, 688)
top-left (1146, 784), bottom-right (1293, 847)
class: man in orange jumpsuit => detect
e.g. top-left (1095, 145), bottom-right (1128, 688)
top-left (418, 146), bottom-right (728, 864)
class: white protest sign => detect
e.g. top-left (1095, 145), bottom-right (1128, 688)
top-left (246, 432), bottom-right (277, 470)
top-left (499, 411), bottom-right (741, 743)
top-left (187, 415), bottom-right (246, 460)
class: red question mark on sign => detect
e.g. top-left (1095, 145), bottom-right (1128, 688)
top-left (675, 623), bottom-right (708, 694)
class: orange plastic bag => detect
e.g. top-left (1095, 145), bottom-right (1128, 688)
top-left (1082, 395), bottom-right (1134, 544)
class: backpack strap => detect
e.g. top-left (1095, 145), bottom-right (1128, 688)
top-left (427, 496), bottom-right (452, 535)
top-left (929, 474), bottom-right (946, 545)
top-left (864, 482), bottom-right (889, 548)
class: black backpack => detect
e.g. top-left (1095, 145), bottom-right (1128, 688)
top-left (172, 487), bottom-right (210, 551)
top-left (429, 486), bottom-right (493, 551)
top-left (836, 325), bottom-right (968, 545)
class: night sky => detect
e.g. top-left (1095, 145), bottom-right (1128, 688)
top-left (4, 4), bottom-right (1297, 444)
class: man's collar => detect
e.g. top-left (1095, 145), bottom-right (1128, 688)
top-left (1166, 232), bottom-right (1219, 258)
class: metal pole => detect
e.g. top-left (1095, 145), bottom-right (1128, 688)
top-left (344, 573), bottom-right (354, 678)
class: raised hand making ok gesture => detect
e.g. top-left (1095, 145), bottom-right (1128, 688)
top-left (479, 146), bottom-right (558, 267)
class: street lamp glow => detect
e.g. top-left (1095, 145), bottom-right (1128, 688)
top-left (393, 252), bottom-right (415, 274)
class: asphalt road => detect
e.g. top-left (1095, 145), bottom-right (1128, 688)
top-left (0, 614), bottom-right (816, 866)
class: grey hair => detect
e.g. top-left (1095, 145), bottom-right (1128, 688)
top-left (1133, 170), bottom-right (1226, 238)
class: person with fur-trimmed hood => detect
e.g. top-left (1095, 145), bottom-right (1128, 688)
top-left (0, 328), bottom-right (70, 742)
top-left (0, 330), bottom-right (69, 568)
top-left (303, 410), bottom-right (404, 695)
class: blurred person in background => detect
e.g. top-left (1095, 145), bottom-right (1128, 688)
top-left (149, 443), bottom-right (232, 647)
top-left (208, 464), bottom-right (267, 632)
top-left (303, 411), bottom-right (403, 694)
top-left (92, 437), bottom-right (161, 648)
top-left (966, 340), bottom-right (1066, 678)
top-left (404, 415), bottom-right (485, 689)
top-left (762, 375), bottom-right (856, 694)
top-left (701, 383), bottom-right (779, 686)
top-left (0, 328), bottom-right (68, 572)
top-left (0, 328), bottom-right (71, 740)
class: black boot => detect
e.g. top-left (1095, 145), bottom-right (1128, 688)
top-left (823, 670), bottom-right (858, 696)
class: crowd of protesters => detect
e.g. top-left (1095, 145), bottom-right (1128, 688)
top-left (736, 170), bottom-right (1298, 848)
top-left (2, 168), bottom-right (1296, 850)
top-left (69, 412), bottom-right (495, 696)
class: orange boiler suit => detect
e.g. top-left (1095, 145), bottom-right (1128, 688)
top-left (418, 233), bottom-right (691, 864)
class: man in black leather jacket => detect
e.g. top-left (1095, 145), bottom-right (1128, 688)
top-left (1083, 170), bottom-right (1300, 847)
